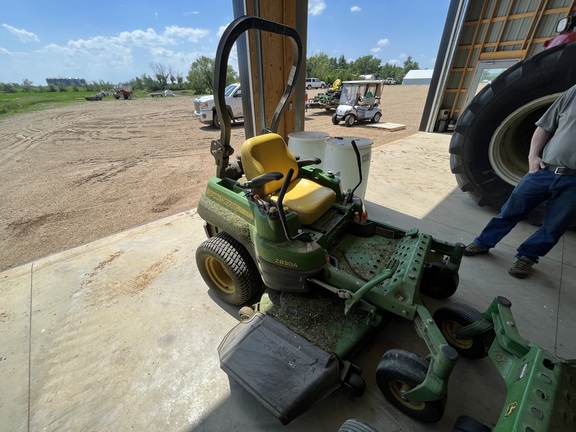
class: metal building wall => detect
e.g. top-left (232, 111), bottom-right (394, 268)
top-left (422, 0), bottom-right (575, 132)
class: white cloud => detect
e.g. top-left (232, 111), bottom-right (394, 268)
top-left (309, 0), bottom-right (326, 16)
top-left (36, 26), bottom-right (210, 81)
top-left (150, 47), bottom-right (174, 57)
top-left (3, 24), bottom-right (217, 83)
top-left (386, 59), bottom-right (400, 66)
top-left (116, 28), bottom-right (172, 46)
top-left (351, 6), bottom-right (361, 12)
top-left (51, 26), bottom-right (209, 53)
top-left (371, 39), bottom-right (389, 54)
top-left (3, 23), bottom-right (40, 43)
top-left (217, 25), bottom-right (228, 38)
top-left (165, 26), bottom-right (209, 43)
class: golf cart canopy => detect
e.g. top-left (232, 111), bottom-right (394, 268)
top-left (339, 80), bottom-right (383, 106)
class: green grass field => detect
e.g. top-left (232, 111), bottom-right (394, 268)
top-left (0, 89), bottom-right (192, 118)
top-left (0, 91), bottom-right (101, 118)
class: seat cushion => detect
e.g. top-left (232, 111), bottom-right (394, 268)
top-left (273, 178), bottom-right (336, 225)
top-left (241, 132), bottom-right (336, 225)
top-left (241, 133), bottom-right (299, 197)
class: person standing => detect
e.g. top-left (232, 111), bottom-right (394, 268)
top-left (464, 84), bottom-right (576, 278)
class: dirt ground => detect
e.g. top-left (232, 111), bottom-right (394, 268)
top-left (0, 85), bottom-right (430, 271)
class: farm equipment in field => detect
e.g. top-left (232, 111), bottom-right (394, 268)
top-left (85, 93), bottom-right (104, 101)
top-left (113, 83), bottom-right (134, 100)
top-left (312, 79), bottom-right (342, 110)
top-left (196, 15), bottom-right (470, 425)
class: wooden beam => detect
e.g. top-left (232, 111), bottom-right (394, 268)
top-left (451, 0), bottom-right (489, 116)
top-left (243, 0), bottom-right (299, 140)
top-left (479, 50), bottom-right (526, 60)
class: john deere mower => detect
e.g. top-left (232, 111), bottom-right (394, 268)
top-left (196, 16), bottom-right (468, 425)
top-left (312, 79), bottom-right (342, 110)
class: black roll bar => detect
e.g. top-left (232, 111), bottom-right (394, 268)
top-left (211, 16), bottom-right (303, 178)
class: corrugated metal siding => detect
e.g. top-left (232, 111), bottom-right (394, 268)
top-left (433, 0), bottom-right (575, 128)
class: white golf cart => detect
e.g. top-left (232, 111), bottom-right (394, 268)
top-left (331, 80), bottom-right (384, 127)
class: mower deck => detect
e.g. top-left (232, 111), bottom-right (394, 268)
top-left (481, 297), bottom-right (576, 431)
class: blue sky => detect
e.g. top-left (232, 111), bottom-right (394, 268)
top-left (1, 0), bottom-right (450, 85)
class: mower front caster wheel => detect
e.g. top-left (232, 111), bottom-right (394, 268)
top-left (452, 415), bottom-right (491, 432)
top-left (343, 366), bottom-right (366, 397)
top-left (376, 349), bottom-right (446, 423)
top-left (339, 419), bottom-right (379, 432)
top-left (238, 306), bottom-right (255, 321)
top-left (196, 232), bottom-right (263, 305)
top-left (420, 261), bottom-right (459, 299)
top-left (433, 303), bottom-right (495, 359)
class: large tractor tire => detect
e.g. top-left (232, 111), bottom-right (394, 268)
top-left (450, 41), bottom-right (576, 224)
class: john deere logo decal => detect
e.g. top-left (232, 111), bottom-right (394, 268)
top-left (505, 401), bottom-right (518, 417)
top-left (207, 188), bottom-right (253, 220)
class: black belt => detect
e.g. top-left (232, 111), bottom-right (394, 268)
top-left (545, 164), bottom-right (576, 176)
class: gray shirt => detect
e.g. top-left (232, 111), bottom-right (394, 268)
top-left (535, 84), bottom-right (576, 169)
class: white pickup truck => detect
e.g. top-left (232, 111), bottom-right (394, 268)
top-left (193, 83), bottom-right (243, 128)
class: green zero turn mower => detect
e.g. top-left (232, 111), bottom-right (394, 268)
top-left (196, 16), bottom-right (467, 425)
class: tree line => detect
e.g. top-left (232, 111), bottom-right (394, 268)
top-left (1, 52), bottom-right (421, 95)
top-left (306, 53), bottom-right (420, 85)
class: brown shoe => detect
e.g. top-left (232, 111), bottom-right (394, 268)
top-left (508, 256), bottom-right (535, 279)
top-left (464, 243), bottom-right (489, 256)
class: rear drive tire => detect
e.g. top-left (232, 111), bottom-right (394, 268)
top-left (196, 232), bottom-right (263, 305)
top-left (212, 107), bottom-right (234, 129)
top-left (372, 112), bottom-right (381, 123)
top-left (212, 109), bottom-right (221, 128)
top-left (450, 41), bottom-right (576, 225)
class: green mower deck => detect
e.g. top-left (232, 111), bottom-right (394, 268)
top-left (450, 296), bottom-right (576, 431)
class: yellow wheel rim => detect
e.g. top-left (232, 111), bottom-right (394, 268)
top-left (205, 256), bottom-right (235, 294)
top-left (441, 320), bottom-right (473, 350)
top-left (388, 380), bottom-right (425, 411)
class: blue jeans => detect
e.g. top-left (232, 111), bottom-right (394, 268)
top-left (474, 169), bottom-right (576, 262)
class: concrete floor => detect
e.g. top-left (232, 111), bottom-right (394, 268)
top-left (1, 132), bottom-right (575, 432)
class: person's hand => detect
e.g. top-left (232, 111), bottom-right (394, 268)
top-left (528, 155), bottom-right (546, 173)
top-left (527, 127), bottom-right (551, 173)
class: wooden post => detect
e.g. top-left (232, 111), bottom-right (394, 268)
top-left (235, 0), bottom-right (307, 140)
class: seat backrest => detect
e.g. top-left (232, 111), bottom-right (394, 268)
top-left (360, 91), bottom-right (375, 106)
top-left (241, 133), bottom-right (299, 196)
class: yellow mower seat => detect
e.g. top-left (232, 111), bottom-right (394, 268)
top-left (241, 133), bottom-right (336, 225)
